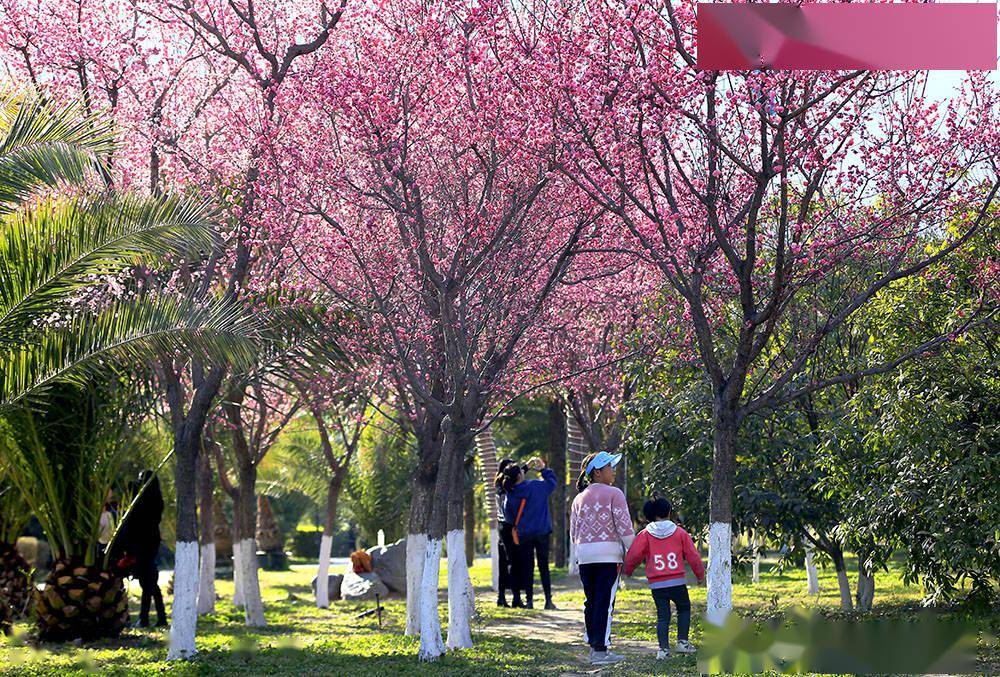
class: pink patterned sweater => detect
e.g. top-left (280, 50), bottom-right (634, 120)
top-left (570, 483), bottom-right (636, 565)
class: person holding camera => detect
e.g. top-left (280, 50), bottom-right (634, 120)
top-left (501, 456), bottom-right (558, 610)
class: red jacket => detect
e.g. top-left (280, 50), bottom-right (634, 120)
top-left (624, 521), bottom-right (705, 585)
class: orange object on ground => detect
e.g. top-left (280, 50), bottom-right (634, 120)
top-left (350, 550), bottom-right (373, 573)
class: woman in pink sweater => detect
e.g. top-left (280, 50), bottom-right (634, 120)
top-left (570, 451), bottom-right (635, 666)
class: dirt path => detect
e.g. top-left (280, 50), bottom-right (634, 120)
top-left (476, 576), bottom-right (657, 675)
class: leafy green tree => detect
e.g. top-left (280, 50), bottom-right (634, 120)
top-left (820, 239), bottom-right (999, 608)
top-left (345, 417), bottom-right (415, 547)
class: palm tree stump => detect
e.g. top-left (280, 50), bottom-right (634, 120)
top-left (34, 558), bottom-right (128, 641)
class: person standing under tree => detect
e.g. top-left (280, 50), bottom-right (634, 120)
top-left (502, 456), bottom-right (558, 610)
top-left (494, 458), bottom-right (523, 607)
top-left (570, 451), bottom-right (634, 666)
top-left (119, 470), bottom-right (167, 628)
top-left (624, 497), bottom-right (705, 660)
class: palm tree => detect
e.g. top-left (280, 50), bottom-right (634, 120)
top-left (0, 90), bottom-right (260, 640)
top-left (0, 380), bottom-right (152, 639)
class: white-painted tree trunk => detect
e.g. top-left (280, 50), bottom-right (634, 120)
top-left (489, 526), bottom-right (499, 592)
top-left (837, 568), bottom-right (854, 611)
top-left (167, 541), bottom-right (199, 659)
top-left (315, 534), bottom-right (333, 609)
top-left (446, 529), bottom-right (475, 650)
top-left (232, 540), bottom-right (245, 608)
top-left (856, 568), bottom-right (875, 612)
top-left (417, 537), bottom-right (445, 660)
top-left (805, 547), bottom-right (820, 595)
top-left (238, 537), bottom-right (266, 626)
top-left (706, 521), bottom-right (733, 626)
top-left (751, 533), bottom-right (761, 584)
top-left (405, 533), bottom-right (428, 636)
top-left (197, 543), bottom-right (216, 615)
top-left (568, 539), bottom-right (579, 575)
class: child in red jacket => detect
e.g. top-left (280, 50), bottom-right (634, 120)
top-left (624, 497), bottom-right (705, 659)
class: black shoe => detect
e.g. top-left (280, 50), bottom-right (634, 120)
top-left (512, 598), bottom-right (524, 608)
top-left (544, 600), bottom-right (557, 610)
top-left (496, 597), bottom-right (509, 608)
top-left (525, 600), bottom-right (534, 609)
top-left (132, 619), bottom-right (149, 629)
top-left (155, 618), bottom-right (168, 628)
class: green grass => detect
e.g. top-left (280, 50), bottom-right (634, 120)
top-left (1, 556), bottom-right (997, 675)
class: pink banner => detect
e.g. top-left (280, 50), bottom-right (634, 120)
top-left (697, 3), bottom-right (997, 70)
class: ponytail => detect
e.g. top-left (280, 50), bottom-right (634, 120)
top-left (494, 458), bottom-right (514, 494)
top-left (498, 462), bottom-right (521, 494)
top-left (576, 452), bottom-right (598, 493)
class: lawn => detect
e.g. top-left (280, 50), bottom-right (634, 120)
top-left (1, 555), bottom-right (997, 675)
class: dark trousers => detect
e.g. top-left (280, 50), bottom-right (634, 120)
top-left (498, 523), bottom-right (521, 603)
top-left (579, 562), bottom-right (620, 652)
top-left (516, 533), bottom-right (552, 605)
top-left (651, 585), bottom-right (691, 648)
top-left (135, 556), bottom-right (165, 625)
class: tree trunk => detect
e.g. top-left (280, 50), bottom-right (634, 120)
top-left (464, 460), bottom-right (475, 568)
top-left (418, 419), bottom-right (457, 660)
top-left (316, 477), bottom-right (342, 609)
top-left (474, 428), bottom-right (499, 590)
top-left (406, 422), bottom-right (441, 637)
top-left (565, 412), bottom-right (587, 575)
top-left (706, 400), bottom-right (738, 626)
top-left (234, 477), bottom-right (265, 627)
top-left (751, 532), bottom-right (760, 584)
top-left (856, 556), bottom-right (875, 612)
top-left (547, 400), bottom-right (567, 568)
top-left (831, 548), bottom-right (853, 611)
top-left (197, 452), bottom-right (216, 616)
top-left (405, 479), bottom-right (432, 637)
top-left (231, 506), bottom-right (244, 608)
top-left (805, 544), bottom-right (820, 595)
top-left (168, 427), bottom-right (201, 659)
top-left (444, 423), bottom-right (474, 652)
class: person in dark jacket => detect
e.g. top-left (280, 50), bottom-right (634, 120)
top-left (494, 458), bottom-right (523, 607)
top-left (119, 470), bottom-right (166, 628)
top-left (502, 456), bottom-right (558, 609)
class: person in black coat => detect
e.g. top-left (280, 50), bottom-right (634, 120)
top-left (494, 459), bottom-right (524, 608)
top-left (118, 470), bottom-right (166, 628)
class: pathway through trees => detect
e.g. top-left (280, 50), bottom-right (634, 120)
top-left (475, 576), bottom-right (657, 675)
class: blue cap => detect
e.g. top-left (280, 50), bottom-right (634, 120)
top-left (585, 451), bottom-right (623, 475)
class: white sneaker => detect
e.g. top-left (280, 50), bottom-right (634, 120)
top-left (590, 650), bottom-right (626, 665)
top-left (656, 648), bottom-right (671, 660)
top-left (674, 640), bottom-right (696, 654)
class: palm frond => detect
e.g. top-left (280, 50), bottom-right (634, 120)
top-left (262, 428), bottom-right (332, 506)
top-left (229, 291), bottom-right (350, 385)
top-left (0, 193), bottom-right (219, 342)
top-left (0, 294), bottom-right (262, 414)
top-left (0, 91), bottom-right (113, 210)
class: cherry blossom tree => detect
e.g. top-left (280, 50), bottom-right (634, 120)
top-left (266, 0), bottom-right (606, 658)
top-left (539, 0), bottom-right (1000, 623)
